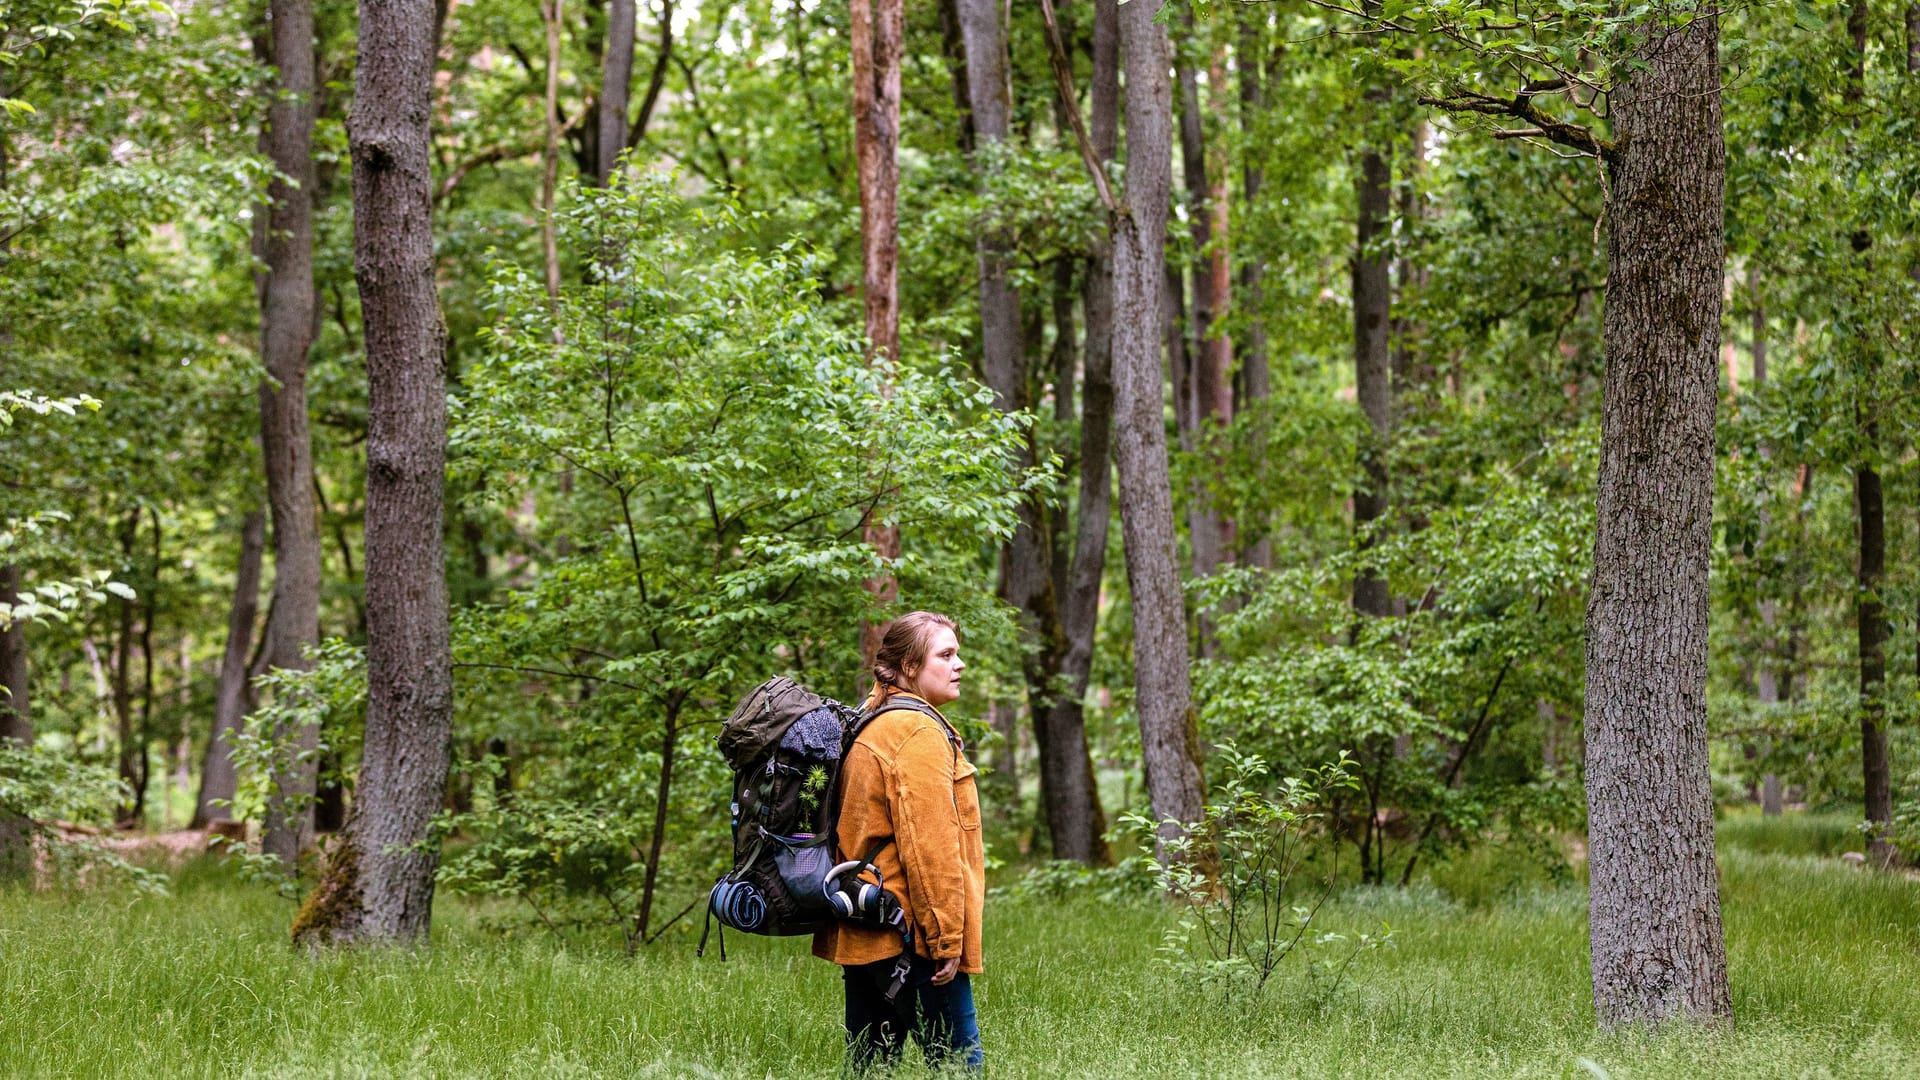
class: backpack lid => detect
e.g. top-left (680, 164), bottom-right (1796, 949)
top-left (717, 677), bottom-right (828, 768)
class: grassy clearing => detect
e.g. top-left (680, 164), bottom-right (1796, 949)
top-left (4, 826), bottom-right (1917, 1078)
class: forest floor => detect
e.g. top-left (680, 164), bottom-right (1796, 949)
top-left (3, 811), bottom-right (1917, 1078)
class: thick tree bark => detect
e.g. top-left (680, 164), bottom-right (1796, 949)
top-left (1113, 0), bottom-right (1204, 844)
top-left (1582, 14), bottom-right (1732, 1027)
top-left (852, 0), bottom-right (904, 663)
top-left (294, 0), bottom-right (452, 945)
top-left (194, 510), bottom-right (266, 828)
top-left (0, 564), bottom-right (30, 877)
top-left (257, 0), bottom-right (326, 867)
top-left (597, 0), bottom-right (636, 183)
top-left (1351, 146), bottom-right (1392, 619)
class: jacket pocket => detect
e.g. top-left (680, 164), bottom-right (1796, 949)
top-left (954, 759), bottom-right (981, 832)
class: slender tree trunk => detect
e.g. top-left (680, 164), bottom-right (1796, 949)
top-left (630, 701), bottom-right (679, 950)
top-left (1855, 445), bottom-right (1892, 866)
top-left (852, 0), bottom-right (904, 663)
top-left (623, 0), bottom-right (673, 156)
top-left (1172, 12), bottom-right (1228, 604)
top-left (1749, 274), bottom-right (1783, 815)
top-left (1840, 0), bottom-right (1895, 870)
top-left (1031, 0), bottom-right (1118, 864)
top-left (1582, 14), bottom-right (1732, 1027)
top-left (1113, 0), bottom-right (1204, 845)
top-left (0, 564), bottom-right (31, 877)
top-left (597, 0), bottom-right (636, 184)
top-left (132, 509), bottom-right (160, 823)
top-left (0, 567), bottom-right (28, 753)
top-left (257, 0), bottom-right (326, 867)
top-left (294, 0), bottom-right (452, 945)
top-left (114, 511), bottom-right (140, 826)
top-left (1236, 8), bottom-right (1274, 570)
top-left (955, 0), bottom-right (1056, 822)
top-left (1351, 145), bottom-right (1392, 619)
top-left (195, 511), bottom-right (266, 828)
top-left (540, 0), bottom-right (563, 304)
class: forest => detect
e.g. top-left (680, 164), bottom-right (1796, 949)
top-left (2, 0), bottom-right (1918, 1076)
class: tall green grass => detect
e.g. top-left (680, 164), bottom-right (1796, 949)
top-left (4, 831), bottom-right (1917, 1078)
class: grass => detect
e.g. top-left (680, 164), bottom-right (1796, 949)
top-left (4, 821), bottom-right (1918, 1078)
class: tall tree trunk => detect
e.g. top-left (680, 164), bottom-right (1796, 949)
top-left (1582, 14), bottom-right (1732, 1028)
top-left (1351, 145), bottom-right (1392, 619)
top-left (294, 0), bottom-right (452, 945)
top-left (1855, 449), bottom-right (1891, 866)
top-left (597, 0), bottom-right (636, 184)
top-left (132, 509), bottom-right (160, 824)
top-left (852, 0), bottom-right (904, 663)
top-left (1236, 8), bottom-right (1274, 570)
top-left (1034, 0), bottom-right (1117, 864)
top-left (1112, 0), bottom-right (1204, 846)
top-left (1749, 274), bottom-right (1783, 816)
top-left (540, 0), bottom-right (563, 304)
top-left (1172, 12), bottom-right (1228, 604)
top-left (0, 564), bottom-right (31, 878)
top-left (257, 0), bottom-right (325, 867)
top-left (113, 511), bottom-right (140, 826)
top-left (194, 510), bottom-right (266, 828)
top-left (1840, 0), bottom-right (1894, 870)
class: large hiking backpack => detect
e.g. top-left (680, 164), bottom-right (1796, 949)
top-left (698, 676), bottom-right (942, 997)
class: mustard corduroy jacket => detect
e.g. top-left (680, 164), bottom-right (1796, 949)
top-left (811, 690), bottom-right (985, 974)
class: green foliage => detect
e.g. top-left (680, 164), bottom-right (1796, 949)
top-left (1125, 746), bottom-right (1392, 1005)
top-left (0, 741), bottom-right (165, 891)
top-left (228, 640), bottom-right (366, 836)
top-left (439, 174), bottom-right (1032, 933)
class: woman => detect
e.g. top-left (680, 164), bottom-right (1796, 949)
top-left (813, 611), bottom-right (985, 1072)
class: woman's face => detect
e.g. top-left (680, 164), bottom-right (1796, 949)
top-left (906, 627), bottom-right (964, 707)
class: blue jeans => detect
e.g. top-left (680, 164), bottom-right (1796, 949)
top-left (843, 954), bottom-right (983, 1073)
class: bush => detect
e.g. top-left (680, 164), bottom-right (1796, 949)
top-left (1124, 745), bottom-right (1392, 1006)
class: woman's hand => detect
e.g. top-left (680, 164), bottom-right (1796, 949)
top-left (931, 956), bottom-right (961, 986)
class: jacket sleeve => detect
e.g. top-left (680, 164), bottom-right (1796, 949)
top-left (885, 723), bottom-right (967, 960)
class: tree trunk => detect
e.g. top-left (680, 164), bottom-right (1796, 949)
top-left (294, 0), bottom-right (452, 945)
top-left (1749, 274), bottom-right (1782, 815)
top-left (1172, 13), bottom-right (1229, 603)
top-left (114, 511), bottom-right (140, 826)
top-left (629, 700), bottom-right (679, 950)
top-left (1112, 0), bottom-right (1204, 845)
top-left (1855, 453), bottom-right (1892, 866)
top-left (256, 0), bottom-right (326, 867)
top-left (1030, 0), bottom-right (1118, 865)
top-left (1351, 145), bottom-right (1392, 619)
top-left (0, 564), bottom-right (31, 878)
top-left (851, 0), bottom-right (903, 663)
top-left (540, 0), bottom-right (563, 304)
top-left (0, 566), bottom-right (29, 751)
top-left (1236, 8), bottom-right (1274, 569)
top-left (1582, 13), bottom-right (1732, 1028)
top-left (597, 0), bottom-right (636, 183)
top-left (194, 511), bottom-right (266, 827)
